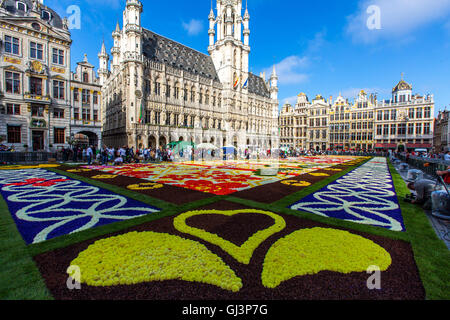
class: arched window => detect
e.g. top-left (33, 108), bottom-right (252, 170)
top-left (191, 86), bottom-right (196, 102)
top-left (83, 72), bottom-right (89, 83)
top-left (41, 10), bottom-right (52, 21)
top-left (205, 90), bottom-right (210, 105)
top-left (154, 78), bottom-right (161, 96)
top-left (17, 2), bottom-right (27, 12)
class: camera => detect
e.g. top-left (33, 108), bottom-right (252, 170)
top-left (403, 194), bottom-right (416, 203)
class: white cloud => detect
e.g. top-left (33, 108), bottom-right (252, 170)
top-left (337, 87), bottom-right (390, 100)
top-left (263, 56), bottom-right (309, 85)
top-left (281, 95), bottom-right (299, 105)
top-left (307, 29), bottom-right (327, 52)
top-left (182, 19), bottom-right (204, 36)
top-left (346, 0), bottom-right (450, 44)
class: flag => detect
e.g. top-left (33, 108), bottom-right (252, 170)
top-left (242, 77), bottom-right (248, 89)
top-left (138, 101), bottom-right (144, 124)
top-left (233, 75), bottom-right (240, 89)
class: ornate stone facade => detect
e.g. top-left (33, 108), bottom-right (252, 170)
top-left (69, 54), bottom-right (102, 148)
top-left (279, 78), bottom-right (435, 153)
top-left (0, 0), bottom-right (71, 151)
top-left (100, 0), bottom-right (279, 150)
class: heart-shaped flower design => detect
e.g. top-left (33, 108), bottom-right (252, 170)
top-left (173, 210), bottom-right (286, 264)
top-left (262, 228), bottom-right (392, 288)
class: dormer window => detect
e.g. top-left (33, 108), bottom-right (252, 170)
top-left (17, 2), bottom-right (27, 12)
top-left (41, 10), bottom-right (51, 21)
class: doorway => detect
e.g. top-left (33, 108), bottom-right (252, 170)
top-left (32, 131), bottom-right (44, 151)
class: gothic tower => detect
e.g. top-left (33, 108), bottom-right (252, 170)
top-left (123, 0), bottom-right (144, 145)
top-left (208, 0), bottom-right (250, 92)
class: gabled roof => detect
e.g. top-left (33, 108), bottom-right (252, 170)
top-left (248, 73), bottom-right (270, 98)
top-left (140, 28), bottom-right (272, 99)
top-left (142, 29), bottom-right (220, 82)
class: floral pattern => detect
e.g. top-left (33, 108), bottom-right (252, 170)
top-left (262, 227), bottom-right (392, 288)
top-left (289, 158), bottom-right (405, 231)
top-left (84, 157), bottom-right (363, 195)
top-left (69, 231), bottom-right (242, 292)
top-left (65, 210), bottom-right (393, 293)
top-left (0, 169), bottom-right (160, 244)
top-left (173, 209), bottom-right (286, 264)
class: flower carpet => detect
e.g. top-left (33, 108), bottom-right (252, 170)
top-left (34, 201), bottom-right (425, 300)
top-left (288, 158), bottom-right (405, 232)
top-left (0, 168), bottom-right (160, 244)
top-left (82, 156), bottom-right (365, 196)
top-left (1, 157), bottom-right (448, 301)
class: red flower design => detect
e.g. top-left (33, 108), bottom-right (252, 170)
top-left (5, 178), bottom-right (67, 187)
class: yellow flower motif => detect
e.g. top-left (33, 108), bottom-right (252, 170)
top-left (262, 228), bottom-right (392, 288)
top-left (309, 173), bottom-right (330, 177)
top-left (174, 209), bottom-right (286, 265)
top-left (69, 231), bottom-right (242, 292)
top-left (67, 169), bottom-right (92, 173)
top-left (127, 183), bottom-right (164, 191)
top-left (91, 175), bottom-right (117, 179)
top-left (281, 180), bottom-right (312, 187)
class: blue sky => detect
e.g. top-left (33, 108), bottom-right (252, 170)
top-left (46, 0), bottom-right (450, 115)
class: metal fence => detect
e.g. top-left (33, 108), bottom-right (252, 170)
top-left (396, 154), bottom-right (450, 179)
top-left (0, 152), bottom-right (63, 164)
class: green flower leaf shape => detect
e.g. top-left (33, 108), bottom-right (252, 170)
top-left (262, 227), bottom-right (392, 289)
top-left (174, 210), bottom-right (286, 265)
top-left (69, 231), bottom-right (243, 292)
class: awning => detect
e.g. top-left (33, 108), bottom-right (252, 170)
top-left (375, 143), bottom-right (397, 149)
top-left (406, 144), bottom-right (432, 149)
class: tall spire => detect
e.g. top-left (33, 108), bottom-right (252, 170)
top-left (271, 65), bottom-right (277, 78)
top-left (209, 2), bottom-right (215, 20)
top-left (100, 40), bottom-right (107, 55)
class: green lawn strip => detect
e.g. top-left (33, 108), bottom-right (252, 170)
top-left (226, 196), bottom-right (409, 241)
top-left (388, 162), bottom-right (450, 300)
top-left (0, 194), bottom-right (52, 300)
top-left (271, 157), bottom-right (373, 209)
top-left (48, 168), bottom-right (176, 212)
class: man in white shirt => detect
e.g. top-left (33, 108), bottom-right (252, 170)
top-left (86, 146), bottom-right (94, 165)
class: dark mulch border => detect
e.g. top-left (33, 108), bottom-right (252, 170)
top-left (56, 165), bottom-right (213, 205)
top-left (233, 163), bottom-right (360, 203)
top-left (34, 200), bottom-right (425, 300)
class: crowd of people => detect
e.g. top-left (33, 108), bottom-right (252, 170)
top-left (61, 145), bottom-right (179, 165)
top-left (399, 150), bottom-right (450, 162)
